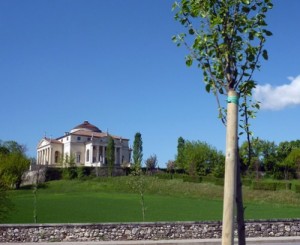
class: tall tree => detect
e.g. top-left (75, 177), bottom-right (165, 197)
top-left (133, 132), bottom-right (143, 169)
top-left (106, 136), bottom-right (115, 177)
top-left (175, 137), bottom-right (185, 169)
top-left (173, 1), bottom-right (273, 244)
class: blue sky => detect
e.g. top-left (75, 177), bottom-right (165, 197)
top-left (0, 0), bottom-right (299, 167)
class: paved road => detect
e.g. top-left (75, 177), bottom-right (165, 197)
top-left (3, 237), bottom-right (300, 245)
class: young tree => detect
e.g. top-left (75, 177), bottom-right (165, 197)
top-left (173, 1), bottom-right (273, 244)
top-left (106, 136), bottom-right (115, 177)
top-left (166, 160), bottom-right (176, 174)
top-left (133, 132), bottom-right (143, 169)
top-left (145, 154), bottom-right (158, 173)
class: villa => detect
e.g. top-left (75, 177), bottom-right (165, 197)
top-left (37, 121), bottom-right (131, 167)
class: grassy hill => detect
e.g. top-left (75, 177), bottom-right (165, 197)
top-left (4, 176), bottom-right (300, 224)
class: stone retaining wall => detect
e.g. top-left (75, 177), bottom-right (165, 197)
top-left (1, 220), bottom-right (300, 243)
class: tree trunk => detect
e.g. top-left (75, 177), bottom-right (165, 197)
top-left (236, 152), bottom-right (246, 245)
top-left (222, 90), bottom-right (239, 245)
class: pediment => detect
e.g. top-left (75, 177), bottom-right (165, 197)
top-left (37, 138), bottom-right (51, 149)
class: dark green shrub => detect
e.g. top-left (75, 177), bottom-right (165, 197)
top-left (183, 176), bottom-right (202, 183)
top-left (156, 173), bottom-right (173, 180)
top-left (294, 184), bottom-right (300, 193)
top-left (276, 182), bottom-right (292, 190)
top-left (214, 178), bottom-right (224, 186)
top-left (242, 178), bottom-right (252, 186)
top-left (76, 166), bottom-right (85, 179)
top-left (62, 167), bottom-right (77, 180)
top-left (201, 175), bottom-right (216, 184)
top-left (172, 173), bottom-right (187, 179)
top-left (45, 168), bottom-right (62, 181)
top-left (252, 181), bottom-right (277, 191)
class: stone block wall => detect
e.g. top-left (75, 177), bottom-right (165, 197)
top-left (0, 220), bottom-right (300, 243)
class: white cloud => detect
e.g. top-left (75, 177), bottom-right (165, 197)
top-left (253, 75), bottom-right (300, 110)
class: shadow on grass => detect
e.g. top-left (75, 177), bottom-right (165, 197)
top-left (19, 183), bottom-right (48, 190)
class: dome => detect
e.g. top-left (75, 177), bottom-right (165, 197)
top-left (70, 121), bottom-right (102, 133)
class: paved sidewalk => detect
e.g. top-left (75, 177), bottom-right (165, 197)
top-left (3, 236), bottom-right (300, 245)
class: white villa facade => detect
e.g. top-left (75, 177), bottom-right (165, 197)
top-left (37, 121), bottom-right (131, 167)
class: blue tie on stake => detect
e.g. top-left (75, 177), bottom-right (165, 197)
top-left (227, 96), bottom-right (239, 105)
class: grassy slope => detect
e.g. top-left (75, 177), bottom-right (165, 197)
top-left (5, 177), bottom-right (300, 224)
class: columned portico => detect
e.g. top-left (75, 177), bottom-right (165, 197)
top-left (37, 121), bottom-right (131, 167)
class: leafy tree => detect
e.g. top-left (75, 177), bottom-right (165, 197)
top-left (145, 154), bottom-right (158, 173)
top-left (277, 140), bottom-right (300, 163)
top-left (0, 182), bottom-right (12, 222)
top-left (180, 140), bottom-right (224, 176)
top-left (0, 140), bottom-right (29, 221)
top-left (279, 148), bottom-right (300, 180)
top-left (106, 136), bottom-right (115, 177)
top-left (175, 137), bottom-right (185, 169)
top-left (240, 138), bottom-right (277, 177)
top-left (2, 140), bottom-right (26, 155)
top-left (133, 132), bottom-right (143, 169)
top-left (0, 152), bottom-right (30, 189)
top-left (173, 0), bottom-right (273, 244)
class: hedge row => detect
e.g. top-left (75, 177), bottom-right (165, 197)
top-left (294, 184), bottom-right (300, 193)
top-left (182, 176), bottom-right (202, 183)
top-left (155, 173), bottom-right (187, 180)
top-left (252, 181), bottom-right (292, 191)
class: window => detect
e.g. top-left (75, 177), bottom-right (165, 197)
top-left (55, 151), bottom-right (60, 163)
top-left (77, 137), bottom-right (81, 141)
top-left (76, 152), bottom-right (81, 163)
top-left (86, 149), bottom-right (89, 162)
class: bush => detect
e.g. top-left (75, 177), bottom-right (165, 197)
top-left (62, 167), bottom-right (81, 180)
top-left (295, 184), bottom-right (300, 193)
top-left (214, 178), bottom-right (224, 186)
top-left (252, 181), bottom-right (277, 191)
top-left (242, 178), bottom-right (252, 186)
top-left (45, 168), bottom-right (62, 181)
top-left (156, 173), bottom-right (173, 180)
top-left (276, 182), bottom-right (292, 190)
top-left (173, 173), bottom-right (187, 179)
top-left (183, 176), bottom-right (202, 183)
top-left (201, 175), bottom-right (216, 184)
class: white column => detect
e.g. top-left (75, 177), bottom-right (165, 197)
top-left (42, 149), bottom-right (45, 165)
top-left (49, 147), bottom-right (52, 165)
top-left (90, 145), bottom-right (93, 164)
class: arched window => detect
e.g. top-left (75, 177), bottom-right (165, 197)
top-left (86, 149), bottom-right (90, 162)
top-left (54, 151), bottom-right (60, 163)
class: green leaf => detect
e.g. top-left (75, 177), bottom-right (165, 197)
top-left (189, 28), bottom-right (195, 35)
top-left (262, 49), bottom-right (268, 60)
top-left (205, 84), bottom-right (211, 93)
top-left (241, 0), bottom-right (250, 4)
top-left (263, 29), bottom-right (273, 36)
top-left (185, 56), bottom-right (193, 67)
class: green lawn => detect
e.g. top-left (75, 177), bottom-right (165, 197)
top-left (4, 178), bottom-right (300, 224)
